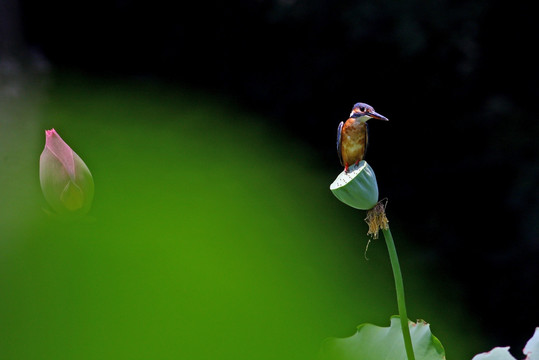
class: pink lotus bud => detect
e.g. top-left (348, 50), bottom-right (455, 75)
top-left (39, 129), bottom-right (94, 215)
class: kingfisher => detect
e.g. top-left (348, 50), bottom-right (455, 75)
top-left (337, 102), bottom-right (388, 172)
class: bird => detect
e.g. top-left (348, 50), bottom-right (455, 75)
top-left (337, 102), bottom-right (388, 172)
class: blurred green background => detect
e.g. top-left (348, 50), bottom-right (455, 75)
top-left (0, 73), bottom-right (485, 359)
top-left (2, 1), bottom-right (538, 356)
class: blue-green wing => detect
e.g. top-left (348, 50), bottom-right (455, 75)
top-left (337, 121), bottom-right (344, 166)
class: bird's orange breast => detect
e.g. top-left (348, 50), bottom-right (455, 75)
top-left (340, 118), bottom-right (367, 166)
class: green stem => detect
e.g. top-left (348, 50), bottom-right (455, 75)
top-left (382, 227), bottom-right (416, 360)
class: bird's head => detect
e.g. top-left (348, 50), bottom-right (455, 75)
top-left (350, 102), bottom-right (388, 122)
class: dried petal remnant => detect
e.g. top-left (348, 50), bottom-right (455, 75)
top-left (365, 200), bottom-right (389, 239)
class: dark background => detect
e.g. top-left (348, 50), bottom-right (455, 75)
top-left (4, 0), bottom-right (539, 354)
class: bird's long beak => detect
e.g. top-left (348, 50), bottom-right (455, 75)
top-left (368, 111), bottom-right (389, 121)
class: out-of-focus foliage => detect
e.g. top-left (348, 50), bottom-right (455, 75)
top-left (0, 0), bottom-right (535, 356)
top-left (0, 74), bottom-right (485, 359)
top-left (16, 0), bottom-right (539, 352)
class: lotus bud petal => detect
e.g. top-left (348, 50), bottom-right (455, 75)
top-left (330, 161), bottom-right (378, 210)
top-left (39, 129), bottom-right (94, 215)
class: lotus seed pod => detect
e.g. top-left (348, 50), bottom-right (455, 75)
top-left (330, 161), bottom-right (378, 210)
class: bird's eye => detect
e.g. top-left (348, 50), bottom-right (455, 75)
top-left (359, 106), bottom-right (366, 112)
